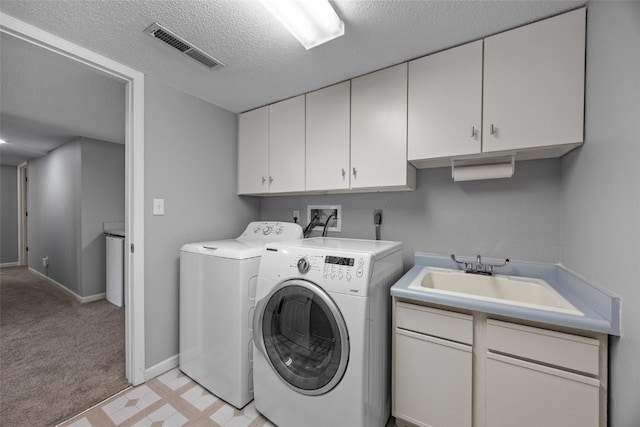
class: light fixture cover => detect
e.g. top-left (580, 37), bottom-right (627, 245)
top-left (260, 0), bottom-right (345, 49)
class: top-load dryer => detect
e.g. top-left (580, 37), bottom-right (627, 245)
top-left (179, 221), bottom-right (302, 409)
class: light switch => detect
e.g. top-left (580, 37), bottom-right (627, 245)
top-left (153, 198), bottom-right (165, 216)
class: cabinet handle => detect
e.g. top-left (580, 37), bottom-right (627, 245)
top-left (269, 176), bottom-right (274, 183)
top-left (261, 176), bottom-right (266, 184)
top-left (352, 167), bottom-right (357, 178)
top-left (490, 124), bottom-right (496, 136)
top-left (471, 126), bottom-right (476, 138)
top-left (341, 168), bottom-right (346, 179)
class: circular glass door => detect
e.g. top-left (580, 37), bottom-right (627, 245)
top-left (255, 279), bottom-right (349, 395)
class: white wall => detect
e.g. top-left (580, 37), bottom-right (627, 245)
top-left (1, 164), bottom-right (19, 264)
top-left (144, 77), bottom-right (260, 368)
top-left (261, 159), bottom-right (563, 270)
top-left (561, 2), bottom-right (640, 426)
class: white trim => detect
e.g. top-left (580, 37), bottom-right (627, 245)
top-left (143, 355), bottom-right (179, 382)
top-left (1, 14), bottom-right (146, 386)
top-left (17, 161), bottom-right (27, 266)
top-left (1, 262), bottom-right (20, 268)
top-left (28, 267), bottom-right (105, 303)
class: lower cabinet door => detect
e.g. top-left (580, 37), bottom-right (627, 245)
top-left (486, 352), bottom-right (599, 427)
top-left (395, 329), bottom-right (472, 427)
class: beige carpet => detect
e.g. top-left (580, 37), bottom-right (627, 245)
top-left (0, 266), bottom-right (129, 426)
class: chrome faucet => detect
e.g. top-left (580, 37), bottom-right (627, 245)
top-left (451, 254), bottom-right (510, 276)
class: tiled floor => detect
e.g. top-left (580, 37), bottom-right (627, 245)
top-left (60, 369), bottom-right (397, 427)
top-left (59, 369), bottom-right (273, 427)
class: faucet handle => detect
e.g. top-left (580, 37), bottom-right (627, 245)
top-left (483, 258), bottom-right (510, 274)
top-left (451, 254), bottom-right (473, 271)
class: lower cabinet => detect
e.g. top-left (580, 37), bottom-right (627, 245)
top-left (392, 300), bottom-right (607, 427)
top-left (395, 330), bottom-right (472, 427)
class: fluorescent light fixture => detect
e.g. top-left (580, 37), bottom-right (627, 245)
top-left (260, 0), bottom-right (345, 49)
top-left (0, 138), bottom-right (7, 144)
top-left (452, 157), bottom-right (515, 182)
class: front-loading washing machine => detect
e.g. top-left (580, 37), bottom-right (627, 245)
top-left (252, 237), bottom-right (403, 427)
top-left (179, 221), bottom-right (302, 409)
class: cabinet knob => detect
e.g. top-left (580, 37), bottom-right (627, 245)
top-left (352, 167), bottom-right (357, 178)
top-left (341, 168), bottom-right (346, 179)
top-left (269, 176), bottom-right (274, 183)
top-left (261, 176), bottom-right (266, 184)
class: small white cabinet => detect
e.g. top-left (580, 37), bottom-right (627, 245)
top-left (238, 106), bottom-right (269, 194)
top-left (483, 8), bottom-right (585, 152)
top-left (305, 81), bottom-right (351, 192)
top-left (485, 319), bottom-right (601, 427)
top-left (269, 95), bottom-right (305, 193)
top-left (237, 96), bottom-right (305, 195)
top-left (351, 63), bottom-right (416, 190)
top-left (393, 303), bottom-right (473, 427)
top-left (408, 40), bottom-right (483, 160)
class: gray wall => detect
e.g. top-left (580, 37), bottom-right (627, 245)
top-left (29, 140), bottom-right (81, 293)
top-left (261, 159), bottom-right (563, 270)
top-left (28, 138), bottom-right (125, 297)
top-left (1, 165), bottom-right (19, 264)
top-left (81, 138), bottom-right (125, 296)
top-left (561, 2), bottom-right (640, 426)
top-left (144, 77), bottom-right (260, 368)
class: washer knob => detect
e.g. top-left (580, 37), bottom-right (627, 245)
top-left (297, 257), bottom-right (311, 274)
top-left (263, 225), bottom-right (272, 235)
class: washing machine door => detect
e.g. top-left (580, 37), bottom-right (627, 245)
top-left (254, 279), bottom-right (349, 396)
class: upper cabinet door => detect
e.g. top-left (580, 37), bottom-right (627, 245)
top-left (269, 95), bottom-right (306, 193)
top-left (306, 81), bottom-right (351, 192)
top-left (408, 40), bottom-right (483, 161)
top-left (482, 8), bottom-right (585, 152)
top-left (351, 63), bottom-right (411, 189)
top-left (238, 106), bottom-right (269, 195)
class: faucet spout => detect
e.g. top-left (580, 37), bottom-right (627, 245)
top-left (475, 254), bottom-right (482, 271)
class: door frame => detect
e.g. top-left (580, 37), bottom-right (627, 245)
top-left (17, 161), bottom-right (27, 266)
top-left (1, 14), bottom-right (146, 385)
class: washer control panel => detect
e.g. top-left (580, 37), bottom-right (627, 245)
top-left (238, 221), bottom-right (303, 242)
top-left (288, 250), bottom-right (372, 295)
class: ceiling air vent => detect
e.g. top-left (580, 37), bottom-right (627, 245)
top-left (143, 23), bottom-right (224, 70)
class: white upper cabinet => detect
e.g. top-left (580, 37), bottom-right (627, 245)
top-left (238, 106), bottom-right (269, 195)
top-left (483, 8), bottom-right (586, 152)
top-left (306, 81), bottom-right (351, 192)
top-left (408, 40), bottom-right (483, 162)
top-left (408, 8), bottom-right (585, 168)
top-left (351, 63), bottom-right (415, 190)
top-left (268, 95), bottom-right (306, 193)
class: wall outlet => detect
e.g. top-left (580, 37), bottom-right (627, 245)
top-left (293, 210), bottom-right (300, 223)
top-left (42, 256), bottom-right (48, 267)
top-left (374, 209), bottom-right (383, 225)
top-left (307, 205), bottom-right (342, 233)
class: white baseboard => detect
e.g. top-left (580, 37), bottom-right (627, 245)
top-left (28, 267), bottom-right (106, 304)
top-left (1, 262), bottom-right (20, 268)
top-left (144, 354), bottom-right (179, 382)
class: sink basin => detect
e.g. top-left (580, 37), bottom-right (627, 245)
top-left (408, 267), bottom-right (583, 316)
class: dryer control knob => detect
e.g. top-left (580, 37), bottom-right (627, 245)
top-left (297, 257), bottom-right (311, 274)
top-left (263, 225), bottom-right (272, 235)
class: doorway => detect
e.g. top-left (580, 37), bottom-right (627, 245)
top-left (0, 14), bottom-right (145, 385)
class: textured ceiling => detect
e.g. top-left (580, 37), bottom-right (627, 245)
top-left (0, 0), bottom-right (586, 165)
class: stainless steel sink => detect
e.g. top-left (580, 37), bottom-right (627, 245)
top-left (408, 267), bottom-right (583, 316)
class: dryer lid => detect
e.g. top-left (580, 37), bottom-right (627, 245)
top-left (180, 240), bottom-right (264, 259)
